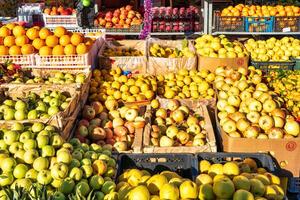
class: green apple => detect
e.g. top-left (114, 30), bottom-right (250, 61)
top-left (90, 175), bottom-right (104, 190)
top-left (62, 143), bottom-right (73, 151)
top-left (45, 125), bottom-right (56, 132)
top-left (81, 165), bottom-right (93, 178)
top-left (102, 150), bottom-right (112, 157)
top-left (107, 158), bottom-right (116, 168)
top-left (72, 150), bottom-right (83, 160)
top-left (1, 158), bottom-right (16, 172)
top-left (14, 110), bottom-right (27, 120)
top-left (32, 122), bottom-right (45, 133)
top-left (52, 191), bottom-right (65, 200)
top-left (37, 170), bottom-right (52, 185)
top-left (59, 177), bottom-right (75, 195)
top-left (3, 108), bottom-right (15, 120)
top-left (19, 131), bottom-right (33, 143)
top-left (23, 139), bottom-right (37, 151)
top-left (11, 122), bottom-right (24, 131)
top-left (36, 104), bottom-right (47, 112)
top-left (3, 99), bottom-right (15, 107)
top-left (69, 159), bottom-right (81, 170)
top-left (81, 158), bottom-right (92, 166)
top-left (15, 100), bottom-right (27, 110)
top-left (95, 191), bottom-right (105, 200)
top-left (69, 138), bottom-right (81, 148)
top-left (27, 110), bottom-right (38, 120)
top-left (51, 163), bottom-right (69, 180)
top-left (101, 181), bottom-right (116, 194)
top-left (75, 74), bottom-right (86, 84)
top-left (0, 105), bottom-right (9, 113)
top-left (8, 142), bottom-right (23, 154)
top-left (24, 149), bottom-right (39, 164)
top-left (81, 143), bottom-right (90, 152)
top-left (40, 113), bottom-right (50, 119)
top-left (69, 167), bottom-right (83, 181)
top-left (25, 169), bottom-right (38, 180)
top-left (13, 164), bottom-right (28, 179)
top-left (38, 130), bottom-right (50, 136)
top-left (43, 96), bottom-right (52, 103)
top-left (98, 154), bottom-right (110, 162)
top-left (64, 73), bottom-right (74, 80)
top-left (0, 190), bottom-right (8, 200)
top-left (48, 106), bottom-right (60, 116)
top-left (75, 181), bottom-right (90, 197)
top-left (33, 157), bottom-right (49, 171)
top-left (104, 167), bottom-right (115, 178)
top-left (51, 179), bottom-right (63, 188)
top-left (57, 151), bottom-right (72, 164)
top-left (51, 135), bottom-right (64, 148)
top-left (60, 102), bottom-right (69, 110)
top-left (14, 149), bottom-right (25, 163)
top-left (42, 145), bottom-right (55, 157)
top-left (3, 131), bottom-right (19, 145)
top-left (0, 140), bottom-right (7, 150)
top-left (90, 143), bottom-right (102, 153)
top-left (37, 135), bottom-right (49, 148)
top-left (50, 98), bottom-right (60, 107)
top-left (0, 172), bottom-right (14, 186)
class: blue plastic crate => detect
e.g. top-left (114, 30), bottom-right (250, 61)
top-left (245, 16), bottom-right (274, 32)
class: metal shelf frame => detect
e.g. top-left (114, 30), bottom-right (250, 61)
top-left (208, 0), bottom-right (300, 36)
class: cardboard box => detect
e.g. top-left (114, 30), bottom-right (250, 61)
top-left (98, 40), bottom-right (147, 74)
top-left (148, 39), bottom-right (197, 75)
top-left (217, 119), bottom-right (300, 177)
top-left (198, 55), bottom-right (249, 72)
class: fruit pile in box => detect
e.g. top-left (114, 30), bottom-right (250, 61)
top-left (94, 5), bottom-right (143, 31)
top-left (0, 23), bottom-right (96, 56)
top-left (0, 121), bottom-right (117, 199)
top-left (216, 66), bottom-right (299, 139)
top-left (43, 6), bottom-right (76, 16)
top-left (152, 6), bottom-right (201, 32)
top-left (112, 153), bottom-right (286, 200)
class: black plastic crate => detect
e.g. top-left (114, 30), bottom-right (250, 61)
top-left (275, 17), bottom-right (300, 32)
top-left (196, 152), bottom-right (278, 173)
top-left (116, 153), bottom-right (198, 181)
top-left (251, 61), bottom-right (296, 73)
top-left (215, 16), bottom-right (244, 32)
top-left (288, 177), bottom-right (300, 194)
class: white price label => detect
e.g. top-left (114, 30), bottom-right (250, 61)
top-left (282, 27), bottom-right (291, 32)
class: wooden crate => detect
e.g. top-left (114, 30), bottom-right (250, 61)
top-left (143, 98), bottom-right (216, 153)
top-left (0, 85), bottom-right (78, 131)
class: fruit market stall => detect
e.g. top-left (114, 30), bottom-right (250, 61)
top-left (0, 0), bottom-right (300, 199)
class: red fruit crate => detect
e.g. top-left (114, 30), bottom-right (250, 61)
top-left (275, 17), bottom-right (300, 32)
top-left (43, 14), bottom-right (79, 28)
top-left (0, 54), bottom-right (35, 66)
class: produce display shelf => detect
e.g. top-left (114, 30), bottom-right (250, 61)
top-left (150, 32), bottom-right (204, 36)
top-left (212, 31), bottom-right (300, 35)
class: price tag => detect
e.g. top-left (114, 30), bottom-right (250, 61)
top-left (282, 27), bottom-right (291, 32)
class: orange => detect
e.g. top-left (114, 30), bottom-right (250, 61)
top-left (76, 43), bottom-right (88, 54)
top-left (292, 6), bottom-right (300, 13)
top-left (39, 46), bottom-right (52, 56)
top-left (3, 36), bottom-right (15, 47)
top-left (26, 28), bottom-right (39, 40)
top-left (59, 35), bottom-right (71, 46)
top-left (32, 38), bottom-right (45, 50)
top-left (21, 44), bottom-right (35, 55)
top-left (44, 8), bottom-right (51, 15)
top-left (12, 25), bottom-right (26, 37)
top-left (45, 35), bottom-right (59, 47)
top-left (84, 38), bottom-right (94, 46)
top-left (52, 45), bottom-right (64, 55)
top-left (15, 35), bottom-right (29, 46)
top-left (64, 44), bottom-right (76, 55)
top-left (5, 23), bottom-right (17, 30)
top-left (39, 28), bottom-right (52, 39)
top-left (0, 27), bottom-right (11, 37)
top-left (0, 45), bottom-right (8, 55)
top-left (9, 45), bottom-right (22, 55)
top-left (54, 26), bottom-right (67, 37)
top-left (70, 33), bottom-right (83, 46)
top-left (33, 26), bottom-right (41, 30)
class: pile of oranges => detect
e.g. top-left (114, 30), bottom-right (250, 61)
top-left (0, 23), bottom-right (94, 56)
top-left (221, 4), bottom-right (300, 17)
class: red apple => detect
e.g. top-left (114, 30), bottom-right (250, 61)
top-left (125, 5), bottom-right (132, 11)
top-left (91, 127), bottom-right (106, 140)
top-left (83, 106), bottom-right (96, 120)
top-left (113, 126), bottom-right (128, 137)
top-left (268, 128), bottom-right (284, 139)
top-left (79, 119), bottom-right (89, 127)
top-left (91, 101), bottom-right (104, 115)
